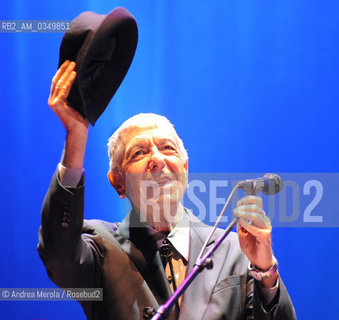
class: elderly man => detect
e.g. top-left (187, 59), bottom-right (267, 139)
top-left (38, 60), bottom-right (296, 320)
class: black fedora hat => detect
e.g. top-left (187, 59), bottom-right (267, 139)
top-left (58, 7), bottom-right (138, 125)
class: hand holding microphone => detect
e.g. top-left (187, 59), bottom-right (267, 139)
top-left (233, 174), bottom-right (281, 286)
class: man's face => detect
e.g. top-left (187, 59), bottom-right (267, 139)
top-left (116, 124), bottom-right (188, 221)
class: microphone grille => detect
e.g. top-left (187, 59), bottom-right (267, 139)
top-left (263, 173), bottom-right (283, 195)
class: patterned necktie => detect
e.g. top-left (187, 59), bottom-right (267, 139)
top-left (159, 238), bottom-right (187, 307)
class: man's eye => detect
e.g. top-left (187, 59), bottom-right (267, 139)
top-left (132, 150), bottom-right (144, 159)
top-left (163, 145), bottom-right (175, 151)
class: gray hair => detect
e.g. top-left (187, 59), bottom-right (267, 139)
top-left (107, 113), bottom-right (188, 173)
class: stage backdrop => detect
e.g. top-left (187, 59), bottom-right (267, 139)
top-left (0, 1), bottom-right (338, 319)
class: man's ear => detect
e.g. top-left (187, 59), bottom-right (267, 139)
top-left (107, 171), bottom-right (126, 199)
top-left (184, 160), bottom-right (188, 172)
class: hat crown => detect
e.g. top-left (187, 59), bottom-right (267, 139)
top-left (58, 7), bottom-right (138, 125)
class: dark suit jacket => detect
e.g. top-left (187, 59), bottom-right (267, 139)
top-left (38, 171), bottom-right (296, 320)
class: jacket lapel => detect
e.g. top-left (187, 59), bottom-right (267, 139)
top-left (118, 210), bottom-right (172, 305)
top-left (118, 210), bottom-right (180, 319)
top-left (179, 209), bottom-right (231, 320)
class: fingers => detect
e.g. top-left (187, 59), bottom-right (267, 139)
top-left (55, 61), bottom-right (76, 95)
top-left (235, 195), bottom-right (274, 270)
top-left (47, 60), bottom-right (88, 133)
top-left (234, 205), bottom-right (271, 228)
top-left (234, 195), bottom-right (271, 231)
top-left (237, 218), bottom-right (271, 237)
top-left (237, 195), bottom-right (262, 208)
top-left (51, 60), bottom-right (70, 93)
top-left (62, 70), bottom-right (76, 98)
top-left (50, 60), bottom-right (76, 101)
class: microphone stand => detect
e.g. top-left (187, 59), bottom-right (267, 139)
top-left (149, 184), bottom-right (241, 320)
top-left (150, 217), bottom-right (239, 320)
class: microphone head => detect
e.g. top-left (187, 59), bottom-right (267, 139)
top-left (263, 173), bottom-right (283, 195)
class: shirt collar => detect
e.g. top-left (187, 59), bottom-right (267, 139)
top-left (120, 206), bottom-right (190, 262)
top-left (167, 207), bottom-right (190, 262)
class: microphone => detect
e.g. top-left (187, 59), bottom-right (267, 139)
top-left (238, 173), bottom-right (283, 195)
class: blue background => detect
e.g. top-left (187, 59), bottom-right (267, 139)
top-left (0, 1), bottom-right (338, 319)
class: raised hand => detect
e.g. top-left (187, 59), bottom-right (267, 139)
top-left (48, 60), bottom-right (89, 132)
top-left (48, 60), bottom-right (89, 169)
top-left (234, 195), bottom-right (278, 287)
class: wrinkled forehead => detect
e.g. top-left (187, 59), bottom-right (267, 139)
top-left (120, 124), bottom-right (179, 147)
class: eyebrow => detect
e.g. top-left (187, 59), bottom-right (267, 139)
top-left (125, 143), bottom-right (147, 160)
top-left (124, 137), bottom-right (178, 160)
top-left (158, 138), bottom-right (177, 146)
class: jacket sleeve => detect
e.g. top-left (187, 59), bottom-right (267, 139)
top-left (252, 277), bottom-right (297, 320)
top-left (37, 169), bottom-right (104, 289)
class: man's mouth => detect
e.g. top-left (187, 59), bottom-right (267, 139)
top-left (146, 178), bottom-right (175, 187)
top-left (156, 177), bottom-right (175, 186)
top-left (142, 174), bottom-right (176, 186)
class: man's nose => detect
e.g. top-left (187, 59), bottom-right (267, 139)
top-left (149, 147), bottom-right (165, 171)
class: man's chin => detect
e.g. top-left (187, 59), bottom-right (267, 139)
top-left (136, 196), bottom-right (182, 224)
top-left (141, 194), bottom-right (181, 208)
